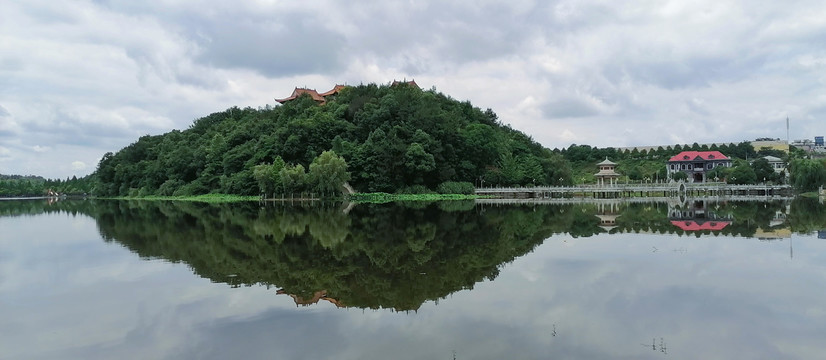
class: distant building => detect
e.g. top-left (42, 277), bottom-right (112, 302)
top-left (751, 140), bottom-right (789, 153)
top-left (666, 151), bottom-right (732, 183)
top-left (761, 155), bottom-right (786, 174)
top-left (391, 79), bottom-right (419, 88)
top-left (594, 158), bottom-right (621, 186)
top-left (791, 139), bottom-right (815, 152)
top-left (816, 136), bottom-right (824, 147)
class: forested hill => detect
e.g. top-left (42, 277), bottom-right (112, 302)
top-left (94, 83), bottom-right (571, 196)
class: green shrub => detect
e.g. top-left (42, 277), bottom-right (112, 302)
top-left (436, 181), bottom-right (474, 194)
top-left (397, 185), bottom-right (435, 194)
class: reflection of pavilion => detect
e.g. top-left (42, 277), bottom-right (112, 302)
top-left (276, 289), bottom-right (345, 308)
top-left (594, 202), bottom-right (622, 232)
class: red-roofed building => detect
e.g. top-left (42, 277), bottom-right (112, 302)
top-left (275, 87), bottom-right (327, 104)
top-left (319, 84), bottom-right (347, 97)
top-left (666, 151), bottom-right (732, 183)
top-left (276, 84), bottom-right (350, 105)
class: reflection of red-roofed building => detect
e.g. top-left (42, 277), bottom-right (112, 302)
top-left (670, 220), bottom-right (730, 231)
top-left (276, 289), bottom-right (345, 308)
top-left (666, 151), bottom-right (732, 183)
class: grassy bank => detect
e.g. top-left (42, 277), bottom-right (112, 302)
top-left (108, 194), bottom-right (259, 203)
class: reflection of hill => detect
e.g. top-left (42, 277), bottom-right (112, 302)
top-left (90, 201), bottom-right (559, 311)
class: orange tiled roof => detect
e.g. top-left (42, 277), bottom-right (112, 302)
top-left (275, 87), bottom-right (326, 104)
top-left (320, 84), bottom-right (347, 97)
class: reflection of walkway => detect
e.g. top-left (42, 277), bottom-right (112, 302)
top-left (475, 194), bottom-right (791, 206)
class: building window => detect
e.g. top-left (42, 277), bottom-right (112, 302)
top-left (707, 163), bottom-right (712, 169)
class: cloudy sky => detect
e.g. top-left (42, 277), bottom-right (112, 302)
top-left (2, 0), bottom-right (825, 178)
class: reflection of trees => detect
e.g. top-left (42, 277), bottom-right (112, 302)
top-left (3, 198), bottom-right (825, 310)
top-left (90, 201), bottom-right (559, 311)
top-left (788, 197), bottom-right (826, 234)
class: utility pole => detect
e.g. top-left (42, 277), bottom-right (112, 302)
top-left (787, 116), bottom-right (790, 152)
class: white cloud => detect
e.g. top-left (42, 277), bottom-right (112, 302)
top-left (71, 161), bottom-right (87, 171)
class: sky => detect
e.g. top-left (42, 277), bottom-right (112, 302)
top-left (1, 0), bottom-right (825, 179)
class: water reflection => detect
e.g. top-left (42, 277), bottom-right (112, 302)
top-left (4, 198), bottom-right (826, 359)
top-left (2, 197), bottom-right (826, 312)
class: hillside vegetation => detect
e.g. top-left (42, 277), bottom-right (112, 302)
top-left (93, 83), bottom-right (570, 197)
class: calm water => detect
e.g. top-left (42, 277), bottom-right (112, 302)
top-left (1, 198), bottom-right (825, 359)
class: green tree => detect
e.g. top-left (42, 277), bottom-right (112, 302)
top-left (280, 164), bottom-right (307, 195)
top-left (729, 162), bottom-right (757, 184)
top-left (308, 150), bottom-right (351, 196)
top-left (789, 159), bottom-right (826, 192)
top-left (750, 158), bottom-right (776, 183)
top-left (403, 143), bottom-right (436, 185)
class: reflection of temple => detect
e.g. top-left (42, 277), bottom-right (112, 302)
top-left (276, 289), bottom-right (345, 308)
top-left (668, 200), bottom-right (732, 232)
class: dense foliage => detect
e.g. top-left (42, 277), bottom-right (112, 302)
top-left (93, 83), bottom-right (571, 196)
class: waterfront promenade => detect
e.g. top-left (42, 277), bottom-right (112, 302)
top-left (475, 182), bottom-right (792, 199)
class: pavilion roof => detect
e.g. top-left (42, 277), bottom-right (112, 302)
top-left (597, 158), bottom-right (616, 165)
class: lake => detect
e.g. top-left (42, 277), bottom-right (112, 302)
top-left (1, 198), bottom-right (825, 359)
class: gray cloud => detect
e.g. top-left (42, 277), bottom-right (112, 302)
top-left (191, 14), bottom-right (347, 77)
top-left (542, 96), bottom-right (602, 118)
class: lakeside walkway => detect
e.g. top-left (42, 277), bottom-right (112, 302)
top-left (475, 182), bottom-right (792, 199)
